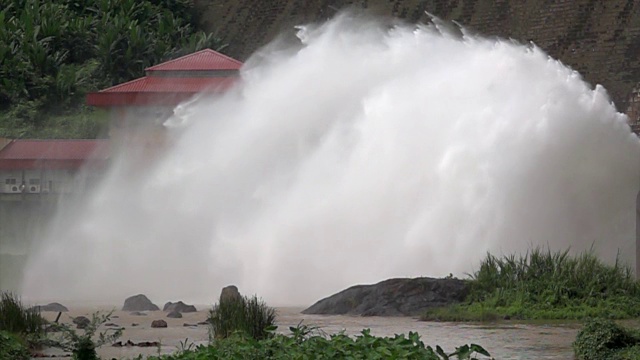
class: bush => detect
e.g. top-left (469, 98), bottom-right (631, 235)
top-left (573, 318), bottom-right (640, 360)
top-left (208, 295), bottom-right (276, 340)
top-left (0, 330), bottom-right (30, 360)
top-left (0, 291), bottom-right (45, 336)
top-left (44, 311), bottom-right (122, 360)
top-left (148, 326), bottom-right (493, 360)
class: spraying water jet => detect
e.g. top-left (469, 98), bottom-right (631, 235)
top-left (20, 14), bottom-right (640, 306)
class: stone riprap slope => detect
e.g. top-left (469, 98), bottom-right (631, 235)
top-left (195, 0), bottom-right (640, 111)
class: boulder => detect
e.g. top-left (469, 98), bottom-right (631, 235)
top-left (151, 319), bottom-right (167, 328)
top-left (129, 311), bottom-right (147, 316)
top-left (72, 316), bottom-right (91, 329)
top-left (302, 277), bottom-right (471, 317)
top-left (166, 311), bottom-right (182, 318)
top-left (32, 302), bottom-right (68, 312)
top-left (163, 301), bottom-right (197, 313)
top-left (220, 285), bottom-right (242, 302)
top-left (122, 294), bottom-right (159, 311)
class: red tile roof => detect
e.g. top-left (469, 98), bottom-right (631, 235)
top-left (86, 76), bottom-right (236, 106)
top-left (97, 76), bottom-right (236, 93)
top-left (0, 140), bottom-right (110, 170)
top-left (146, 49), bottom-right (243, 71)
top-left (87, 49), bottom-right (242, 107)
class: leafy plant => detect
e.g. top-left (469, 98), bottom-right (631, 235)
top-left (574, 318), bottom-right (640, 360)
top-left (147, 326), bottom-right (492, 359)
top-left (44, 311), bottom-right (122, 360)
top-left (0, 330), bottom-right (30, 360)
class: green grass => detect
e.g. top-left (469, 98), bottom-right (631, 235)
top-left (209, 294), bottom-right (276, 340)
top-left (147, 326), bottom-right (493, 360)
top-left (422, 247), bottom-right (640, 321)
top-left (0, 291), bottom-right (45, 336)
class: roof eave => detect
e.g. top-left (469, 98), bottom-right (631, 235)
top-left (86, 92), bottom-right (201, 107)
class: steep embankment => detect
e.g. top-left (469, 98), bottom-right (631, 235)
top-left (195, 0), bottom-right (640, 111)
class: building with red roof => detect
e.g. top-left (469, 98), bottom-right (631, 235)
top-left (0, 49), bottom-right (242, 196)
top-left (86, 49), bottom-right (242, 107)
top-left (86, 48), bottom-right (243, 147)
top-left (0, 139), bottom-right (109, 194)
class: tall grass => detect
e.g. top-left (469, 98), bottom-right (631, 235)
top-left (0, 292), bottom-right (45, 336)
top-left (470, 247), bottom-right (638, 306)
top-left (423, 247), bottom-right (640, 321)
top-left (209, 295), bottom-right (276, 340)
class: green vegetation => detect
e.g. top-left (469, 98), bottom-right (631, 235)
top-left (0, 291), bottom-right (44, 358)
top-left (573, 318), bottom-right (640, 360)
top-left (422, 247), bottom-right (640, 321)
top-left (44, 311), bottom-right (122, 360)
top-left (209, 294), bottom-right (277, 340)
top-left (0, 0), bottom-right (226, 139)
top-left (0, 330), bottom-right (30, 360)
top-left (149, 325), bottom-right (493, 360)
top-left (0, 291), bottom-right (45, 337)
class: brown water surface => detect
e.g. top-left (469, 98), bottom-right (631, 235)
top-left (39, 306), bottom-right (579, 359)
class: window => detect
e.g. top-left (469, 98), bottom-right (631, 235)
top-left (5, 179), bottom-right (17, 185)
top-left (29, 179), bottom-right (40, 185)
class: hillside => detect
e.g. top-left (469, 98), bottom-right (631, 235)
top-left (195, 0), bottom-right (640, 113)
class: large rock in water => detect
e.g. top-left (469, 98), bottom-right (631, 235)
top-left (122, 294), bottom-right (159, 311)
top-left (163, 301), bottom-right (197, 313)
top-left (31, 302), bottom-right (68, 312)
top-left (220, 285), bottom-right (242, 302)
top-left (302, 277), bottom-right (470, 316)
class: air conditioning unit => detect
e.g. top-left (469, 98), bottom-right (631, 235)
top-left (4, 185), bottom-right (21, 193)
top-left (28, 185), bottom-right (41, 193)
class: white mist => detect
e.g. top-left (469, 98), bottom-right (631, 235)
top-left (22, 14), bottom-right (640, 306)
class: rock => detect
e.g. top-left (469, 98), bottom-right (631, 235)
top-left (122, 294), bottom-right (159, 311)
top-left (183, 323), bottom-right (197, 327)
top-left (138, 341), bottom-right (160, 347)
top-left (31, 302), bottom-right (68, 312)
top-left (197, 321), bottom-right (209, 325)
top-left (131, 323), bottom-right (139, 327)
top-left (163, 301), bottom-right (197, 313)
top-left (129, 311), bottom-right (147, 316)
top-left (104, 323), bottom-right (119, 327)
top-left (302, 277), bottom-right (471, 317)
top-left (220, 285), bottom-right (242, 302)
top-left (166, 311), bottom-right (182, 318)
top-left (151, 319), bottom-right (167, 328)
top-left (72, 316), bottom-right (91, 329)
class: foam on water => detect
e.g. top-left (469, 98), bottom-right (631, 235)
top-left (21, 14), bottom-right (640, 306)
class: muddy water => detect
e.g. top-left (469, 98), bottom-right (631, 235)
top-left (39, 307), bottom-right (579, 359)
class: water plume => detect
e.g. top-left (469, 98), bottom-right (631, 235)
top-left (21, 13), bottom-right (640, 306)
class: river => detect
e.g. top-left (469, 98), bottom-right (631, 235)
top-left (38, 306), bottom-right (579, 359)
